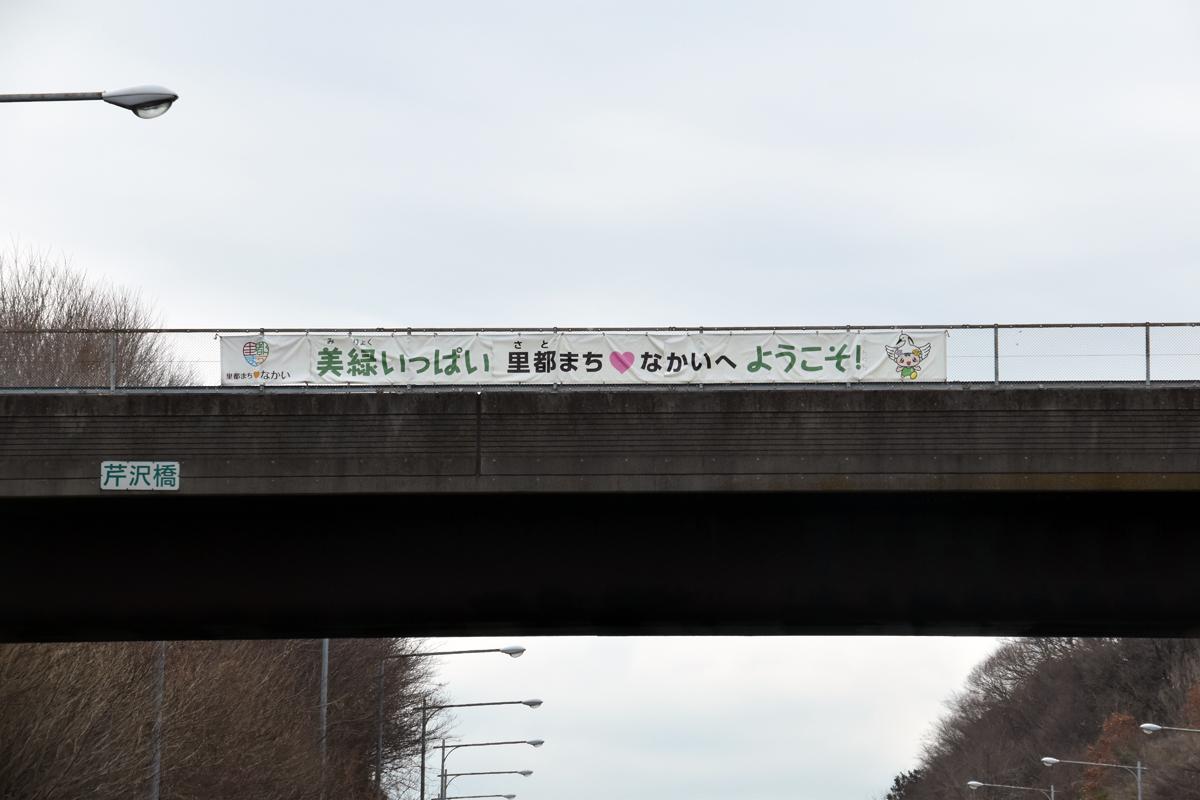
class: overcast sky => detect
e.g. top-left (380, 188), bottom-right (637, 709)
top-left (422, 636), bottom-right (998, 800)
top-left (1, 2), bottom-right (1188, 795)
top-left (3, 2), bottom-right (1200, 327)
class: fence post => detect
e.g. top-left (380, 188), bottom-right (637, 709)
top-left (109, 332), bottom-right (117, 391)
top-left (993, 324), bottom-right (1000, 385)
top-left (1145, 323), bottom-right (1151, 385)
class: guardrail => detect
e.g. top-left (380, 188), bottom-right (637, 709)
top-left (1, 323), bottom-right (1199, 388)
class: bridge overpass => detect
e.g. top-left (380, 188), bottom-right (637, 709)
top-left (2, 384), bottom-right (1198, 640)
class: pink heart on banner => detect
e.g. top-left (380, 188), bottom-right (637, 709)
top-left (610, 351), bottom-right (636, 373)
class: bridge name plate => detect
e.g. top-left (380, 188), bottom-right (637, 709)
top-left (100, 461), bottom-right (180, 492)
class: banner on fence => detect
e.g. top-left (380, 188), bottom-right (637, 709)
top-left (219, 331), bottom-right (948, 386)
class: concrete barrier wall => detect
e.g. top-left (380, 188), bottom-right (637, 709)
top-left (1, 385), bottom-right (1198, 495)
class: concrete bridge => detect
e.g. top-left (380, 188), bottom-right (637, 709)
top-left (2, 384), bottom-right (1198, 640)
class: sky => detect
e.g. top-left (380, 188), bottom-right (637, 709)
top-left (420, 636), bottom-right (999, 800)
top-left (3, 2), bottom-right (1200, 328)
top-left (0, 2), bottom-right (1188, 795)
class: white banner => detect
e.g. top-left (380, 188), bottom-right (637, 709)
top-left (220, 331), bottom-right (947, 386)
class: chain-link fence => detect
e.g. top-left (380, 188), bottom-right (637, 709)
top-left (0, 324), bottom-right (1198, 388)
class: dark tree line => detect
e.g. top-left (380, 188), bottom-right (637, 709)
top-left (0, 639), bottom-right (449, 800)
top-left (881, 639), bottom-right (1200, 800)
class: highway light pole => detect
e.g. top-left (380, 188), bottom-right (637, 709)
top-left (0, 86), bottom-right (179, 118)
top-left (149, 642), bottom-right (166, 800)
top-left (1041, 756), bottom-right (1145, 800)
top-left (438, 740), bottom-right (544, 800)
top-left (444, 770), bottom-right (533, 789)
top-left (5, 81), bottom-right (178, 800)
top-left (967, 780), bottom-right (1054, 800)
top-left (419, 701), bottom-right (541, 800)
top-left (1141, 722), bottom-right (1200, 735)
top-left (441, 769), bottom-right (533, 798)
top-left (372, 647), bottom-right (526, 793)
top-left (320, 639), bottom-right (329, 786)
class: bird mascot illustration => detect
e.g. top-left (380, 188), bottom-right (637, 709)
top-left (884, 334), bottom-right (932, 380)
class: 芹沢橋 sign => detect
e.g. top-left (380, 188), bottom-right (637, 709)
top-left (220, 331), bottom-right (947, 386)
top-left (100, 461), bottom-right (180, 491)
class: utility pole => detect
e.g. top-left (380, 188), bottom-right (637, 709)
top-left (320, 639), bottom-right (329, 785)
top-left (149, 641), bottom-right (166, 800)
top-left (420, 701), bottom-right (429, 800)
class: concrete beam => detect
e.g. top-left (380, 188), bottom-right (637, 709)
top-left (0, 385), bottom-right (1198, 495)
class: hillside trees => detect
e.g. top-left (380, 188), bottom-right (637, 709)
top-left (892, 639), bottom-right (1200, 800)
top-left (883, 769), bottom-right (925, 800)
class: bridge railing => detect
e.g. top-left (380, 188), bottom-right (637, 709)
top-left (0, 323), bottom-right (1198, 388)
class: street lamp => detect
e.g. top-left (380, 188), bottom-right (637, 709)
top-left (437, 700), bottom-right (543, 710)
top-left (0, 85), bottom-right (179, 118)
top-left (446, 771), bottom-right (534, 784)
top-left (1041, 756), bottom-right (1147, 800)
top-left (372, 647), bottom-right (527, 793)
top-left (438, 739), bottom-right (544, 800)
top-left (1141, 722), bottom-right (1200, 735)
top-left (414, 701), bottom-right (542, 800)
top-left (966, 780), bottom-right (1054, 800)
top-left (441, 795), bottom-right (516, 800)
top-left (443, 770), bottom-right (533, 792)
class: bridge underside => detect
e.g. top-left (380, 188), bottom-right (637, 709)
top-left (4, 490), bottom-right (1197, 641)
top-left (2, 387), bottom-right (1197, 640)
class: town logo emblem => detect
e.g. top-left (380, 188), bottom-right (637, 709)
top-left (242, 340), bottom-right (270, 367)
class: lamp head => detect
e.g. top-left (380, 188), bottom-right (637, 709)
top-left (967, 782), bottom-right (984, 790)
top-left (1041, 757), bottom-right (1059, 767)
top-left (503, 795), bottom-right (516, 799)
top-left (101, 85), bottom-right (178, 119)
top-left (500, 646), bottom-right (526, 658)
top-left (522, 699), bottom-right (543, 708)
top-left (527, 739), bottom-right (544, 747)
top-left (1140, 723), bottom-right (1163, 734)
top-left (518, 771), bottom-right (533, 777)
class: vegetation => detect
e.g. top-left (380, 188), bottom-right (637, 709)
top-left (0, 247), bottom-right (192, 386)
top-left (883, 639), bottom-right (1200, 800)
top-left (0, 639), bottom-right (446, 799)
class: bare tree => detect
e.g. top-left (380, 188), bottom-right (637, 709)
top-left (0, 638), bottom-right (443, 800)
top-left (895, 638), bottom-right (1200, 800)
top-left (0, 246), bottom-right (192, 387)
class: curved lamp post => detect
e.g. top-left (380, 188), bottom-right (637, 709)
top-left (446, 771), bottom-right (533, 785)
top-left (438, 740), bottom-right (544, 800)
top-left (0, 85), bottom-right (179, 118)
top-left (1141, 722), bottom-right (1200, 735)
top-left (1041, 756), bottom-right (1146, 800)
top-left (444, 770), bottom-right (533, 792)
top-left (415, 700), bottom-right (541, 800)
top-left (967, 780), bottom-right (1054, 800)
top-left (372, 647), bottom-right (526, 791)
